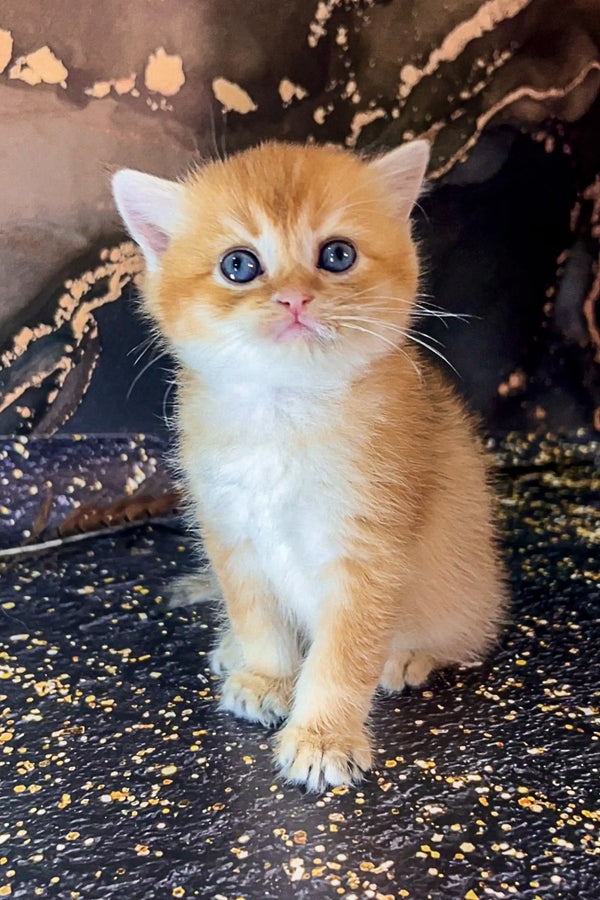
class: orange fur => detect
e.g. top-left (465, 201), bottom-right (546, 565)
top-left (113, 141), bottom-right (507, 792)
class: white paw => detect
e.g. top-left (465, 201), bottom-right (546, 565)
top-left (275, 723), bottom-right (372, 792)
top-left (220, 669), bottom-right (292, 728)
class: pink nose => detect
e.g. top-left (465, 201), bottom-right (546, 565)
top-left (275, 289), bottom-right (314, 317)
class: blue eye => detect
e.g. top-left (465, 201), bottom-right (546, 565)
top-left (220, 248), bottom-right (263, 283)
top-left (318, 239), bottom-right (357, 273)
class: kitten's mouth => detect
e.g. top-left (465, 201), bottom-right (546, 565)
top-left (272, 315), bottom-right (321, 343)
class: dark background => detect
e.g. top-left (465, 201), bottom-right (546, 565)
top-left (1, 0), bottom-right (599, 438)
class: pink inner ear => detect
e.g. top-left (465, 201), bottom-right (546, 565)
top-left (130, 213), bottom-right (170, 258)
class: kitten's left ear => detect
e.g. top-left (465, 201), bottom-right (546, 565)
top-left (369, 140), bottom-right (430, 221)
top-left (112, 169), bottom-right (185, 272)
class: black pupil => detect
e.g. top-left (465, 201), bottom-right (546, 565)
top-left (319, 240), bottom-right (356, 272)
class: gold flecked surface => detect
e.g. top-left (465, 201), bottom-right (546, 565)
top-left (0, 431), bottom-right (598, 898)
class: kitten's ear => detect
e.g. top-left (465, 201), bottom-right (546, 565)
top-left (112, 169), bottom-right (185, 271)
top-left (369, 140), bottom-right (430, 221)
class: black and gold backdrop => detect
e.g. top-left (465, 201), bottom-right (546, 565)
top-left (1, 7), bottom-right (600, 899)
top-left (1, 0), bottom-right (600, 437)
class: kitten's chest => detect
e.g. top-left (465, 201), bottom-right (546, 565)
top-left (184, 387), bottom-right (354, 622)
top-left (202, 438), bottom-right (338, 546)
top-left (197, 410), bottom-right (345, 554)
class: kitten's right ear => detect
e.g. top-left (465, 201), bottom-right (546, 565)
top-left (112, 169), bottom-right (184, 272)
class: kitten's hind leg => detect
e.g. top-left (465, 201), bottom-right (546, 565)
top-left (166, 568), bottom-right (222, 608)
top-left (218, 597), bottom-right (299, 728)
top-left (210, 627), bottom-right (243, 676)
top-left (379, 648), bottom-right (437, 693)
top-left (221, 669), bottom-right (296, 729)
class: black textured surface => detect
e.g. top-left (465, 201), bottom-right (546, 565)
top-left (0, 434), bottom-right (599, 899)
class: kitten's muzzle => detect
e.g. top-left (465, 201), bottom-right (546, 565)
top-left (271, 289), bottom-right (323, 342)
top-left (275, 289), bottom-right (314, 322)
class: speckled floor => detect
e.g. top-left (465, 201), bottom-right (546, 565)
top-left (0, 434), bottom-right (598, 899)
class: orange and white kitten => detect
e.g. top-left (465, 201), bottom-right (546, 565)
top-left (112, 141), bottom-right (505, 791)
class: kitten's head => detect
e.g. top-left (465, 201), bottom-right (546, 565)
top-left (112, 141), bottom-right (428, 385)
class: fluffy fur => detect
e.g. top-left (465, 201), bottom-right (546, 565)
top-left (113, 141), bottom-right (506, 792)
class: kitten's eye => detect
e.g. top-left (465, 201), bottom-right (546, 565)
top-left (318, 239), bottom-right (357, 273)
top-left (220, 248), bottom-right (263, 283)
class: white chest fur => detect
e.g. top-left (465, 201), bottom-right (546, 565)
top-left (183, 382), bottom-right (356, 634)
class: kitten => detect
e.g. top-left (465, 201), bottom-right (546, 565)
top-left (112, 141), bottom-right (506, 791)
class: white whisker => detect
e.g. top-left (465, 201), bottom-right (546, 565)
top-left (332, 315), bottom-right (444, 347)
top-left (334, 320), bottom-right (423, 381)
top-left (127, 350), bottom-right (170, 400)
top-left (333, 287), bottom-right (471, 324)
top-left (333, 309), bottom-right (459, 376)
top-left (127, 335), bottom-right (157, 362)
top-left (162, 380), bottom-right (176, 429)
top-left (404, 332), bottom-right (459, 376)
top-left (133, 340), bottom-right (161, 366)
top-left (209, 104), bottom-right (225, 163)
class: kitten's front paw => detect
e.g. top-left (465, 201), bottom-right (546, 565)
top-left (275, 723), bottom-right (372, 792)
top-left (220, 669), bottom-right (293, 728)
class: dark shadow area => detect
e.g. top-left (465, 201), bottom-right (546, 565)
top-left (63, 283), bottom-right (176, 440)
top-left (416, 128), bottom-right (583, 434)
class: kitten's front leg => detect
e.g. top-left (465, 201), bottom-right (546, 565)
top-left (275, 562), bottom-right (395, 791)
top-left (206, 535), bottom-right (300, 728)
